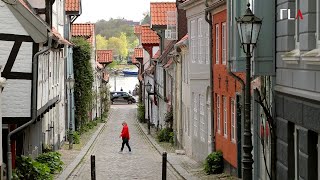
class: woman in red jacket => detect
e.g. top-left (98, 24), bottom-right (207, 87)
top-left (119, 121), bottom-right (131, 153)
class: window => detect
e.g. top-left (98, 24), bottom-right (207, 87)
top-left (193, 93), bottom-right (198, 137)
top-left (200, 95), bottom-right (205, 142)
top-left (223, 96), bottom-right (227, 138)
top-left (217, 95), bottom-right (221, 133)
top-left (191, 20), bottom-right (197, 63)
top-left (187, 107), bottom-right (190, 136)
top-left (231, 99), bottom-right (236, 142)
top-left (198, 18), bottom-right (203, 64)
top-left (215, 24), bottom-right (219, 64)
top-left (222, 23), bottom-right (227, 65)
top-left (205, 25), bottom-right (210, 64)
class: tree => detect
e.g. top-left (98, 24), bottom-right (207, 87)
top-left (96, 34), bottom-right (108, 50)
top-left (105, 33), bottom-right (128, 59)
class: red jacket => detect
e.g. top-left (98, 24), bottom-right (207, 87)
top-left (121, 125), bottom-right (130, 139)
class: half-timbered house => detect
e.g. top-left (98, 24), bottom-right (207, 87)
top-left (0, 0), bottom-right (70, 176)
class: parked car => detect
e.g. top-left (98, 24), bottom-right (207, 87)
top-left (110, 91), bottom-right (136, 104)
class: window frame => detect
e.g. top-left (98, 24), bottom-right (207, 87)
top-left (217, 94), bottom-right (221, 133)
top-left (198, 18), bottom-right (203, 64)
top-left (191, 20), bottom-right (197, 63)
top-left (200, 95), bottom-right (205, 142)
top-left (223, 96), bottom-right (227, 138)
top-left (231, 99), bottom-right (236, 142)
top-left (215, 24), bottom-right (220, 64)
top-left (193, 93), bottom-right (198, 137)
top-left (222, 22), bottom-right (227, 65)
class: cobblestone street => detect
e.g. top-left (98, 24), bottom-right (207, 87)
top-left (67, 104), bottom-right (183, 180)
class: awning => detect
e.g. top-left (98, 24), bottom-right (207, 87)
top-left (52, 28), bottom-right (73, 45)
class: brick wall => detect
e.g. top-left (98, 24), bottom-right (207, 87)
top-left (213, 9), bottom-right (244, 169)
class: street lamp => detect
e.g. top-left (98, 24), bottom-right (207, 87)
top-left (145, 81), bottom-right (155, 134)
top-left (145, 81), bottom-right (152, 135)
top-left (66, 75), bottom-right (75, 149)
top-left (236, 3), bottom-right (262, 180)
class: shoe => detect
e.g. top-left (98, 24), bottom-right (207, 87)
top-left (118, 150), bottom-right (123, 153)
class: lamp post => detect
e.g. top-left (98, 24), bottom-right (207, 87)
top-left (66, 75), bottom-right (75, 149)
top-left (236, 3), bottom-right (262, 180)
top-left (99, 85), bottom-right (103, 117)
top-left (145, 81), bottom-right (154, 135)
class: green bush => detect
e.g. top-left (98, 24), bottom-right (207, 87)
top-left (164, 107), bottom-right (173, 129)
top-left (169, 132), bottom-right (174, 144)
top-left (157, 128), bottom-right (173, 142)
top-left (36, 152), bottom-right (63, 174)
top-left (137, 103), bottom-right (145, 123)
top-left (14, 155), bottom-right (52, 180)
top-left (204, 151), bottom-right (224, 174)
top-left (73, 131), bottom-right (80, 144)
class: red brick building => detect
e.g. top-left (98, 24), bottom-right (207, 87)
top-left (212, 5), bottom-right (244, 174)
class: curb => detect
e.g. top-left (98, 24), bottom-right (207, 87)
top-left (57, 119), bottom-right (109, 180)
top-left (136, 120), bottom-right (198, 180)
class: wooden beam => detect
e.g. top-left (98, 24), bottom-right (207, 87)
top-left (0, 34), bottom-right (33, 42)
top-left (6, 72), bottom-right (32, 80)
top-left (2, 41), bottom-right (22, 78)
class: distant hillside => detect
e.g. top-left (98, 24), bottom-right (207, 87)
top-left (95, 18), bottom-right (139, 40)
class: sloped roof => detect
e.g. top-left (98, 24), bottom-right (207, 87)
top-left (96, 50), bottom-right (113, 64)
top-left (6, 0), bottom-right (49, 43)
top-left (134, 25), bottom-right (142, 34)
top-left (71, 23), bottom-right (95, 45)
top-left (65, 0), bottom-right (81, 13)
top-left (175, 34), bottom-right (189, 48)
top-left (150, 2), bottom-right (176, 26)
top-left (131, 54), bottom-right (138, 64)
top-left (52, 28), bottom-right (72, 45)
top-left (141, 25), bottom-right (160, 45)
top-left (134, 48), bottom-right (143, 59)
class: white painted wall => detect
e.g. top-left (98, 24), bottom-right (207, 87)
top-left (0, 3), bottom-right (28, 35)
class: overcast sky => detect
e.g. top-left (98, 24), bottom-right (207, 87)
top-left (76, 0), bottom-right (176, 23)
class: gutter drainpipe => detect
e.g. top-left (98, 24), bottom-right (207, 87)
top-left (7, 34), bottom-right (53, 180)
top-left (205, 0), bottom-right (215, 152)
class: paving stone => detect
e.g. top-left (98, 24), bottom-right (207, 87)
top-left (67, 105), bottom-right (182, 180)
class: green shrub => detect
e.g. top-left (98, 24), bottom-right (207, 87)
top-left (73, 131), bottom-right (80, 144)
top-left (42, 144), bottom-right (53, 153)
top-left (204, 151), bottom-right (224, 174)
top-left (137, 103), bottom-right (145, 123)
top-left (36, 152), bottom-right (63, 174)
top-left (14, 155), bottom-right (52, 180)
top-left (164, 107), bottom-right (173, 129)
top-left (157, 128), bottom-right (173, 142)
top-left (169, 132), bottom-right (174, 144)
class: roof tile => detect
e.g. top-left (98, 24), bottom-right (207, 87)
top-left (97, 50), bottom-right (113, 64)
top-left (65, 0), bottom-right (80, 12)
top-left (134, 25), bottom-right (142, 34)
top-left (141, 25), bottom-right (160, 45)
top-left (134, 48), bottom-right (143, 58)
top-left (150, 2), bottom-right (176, 26)
top-left (71, 23), bottom-right (95, 45)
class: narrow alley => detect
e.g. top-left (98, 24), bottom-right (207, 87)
top-left (67, 105), bottom-right (183, 180)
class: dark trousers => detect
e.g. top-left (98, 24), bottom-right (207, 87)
top-left (121, 138), bottom-right (131, 151)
